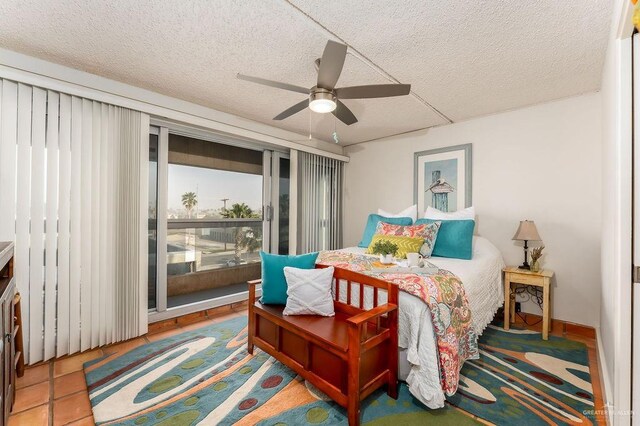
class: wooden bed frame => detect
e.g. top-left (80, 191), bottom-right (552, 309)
top-left (247, 265), bottom-right (399, 426)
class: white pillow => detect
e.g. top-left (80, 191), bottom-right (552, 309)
top-left (424, 206), bottom-right (475, 220)
top-left (378, 204), bottom-right (418, 222)
top-left (283, 266), bottom-right (335, 316)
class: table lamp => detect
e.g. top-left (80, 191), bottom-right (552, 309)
top-left (512, 220), bottom-right (541, 270)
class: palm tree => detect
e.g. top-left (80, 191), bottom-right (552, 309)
top-left (221, 203), bottom-right (260, 263)
top-left (221, 202), bottom-right (254, 220)
top-left (181, 192), bottom-right (198, 218)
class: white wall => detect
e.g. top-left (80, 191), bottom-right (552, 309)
top-left (344, 93), bottom-right (602, 328)
top-left (599, 0), bottom-right (633, 423)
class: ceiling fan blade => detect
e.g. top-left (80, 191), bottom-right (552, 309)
top-left (317, 40), bottom-right (347, 90)
top-left (273, 99), bottom-right (309, 120)
top-left (335, 84), bottom-right (411, 99)
top-left (237, 74), bottom-right (309, 95)
top-left (332, 100), bottom-right (358, 126)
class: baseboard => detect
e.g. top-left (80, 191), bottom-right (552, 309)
top-left (148, 288), bottom-right (257, 323)
top-left (595, 325), bottom-right (614, 425)
top-left (509, 311), bottom-right (596, 338)
top-left (147, 299), bottom-right (249, 333)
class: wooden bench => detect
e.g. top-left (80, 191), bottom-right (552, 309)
top-left (247, 265), bottom-right (399, 426)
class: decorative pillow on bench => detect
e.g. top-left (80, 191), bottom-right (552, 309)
top-left (283, 266), bottom-right (335, 316)
top-left (259, 251), bottom-right (319, 305)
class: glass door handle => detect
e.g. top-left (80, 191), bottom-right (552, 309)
top-left (264, 204), bottom-right (274, 221)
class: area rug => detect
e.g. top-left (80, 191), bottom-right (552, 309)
top-left (447, 325), bottom-right (597, 425)
top-left (83, 316), bottom-right (479, 425)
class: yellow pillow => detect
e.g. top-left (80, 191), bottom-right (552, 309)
top-left (366, 234), bottom-right (425, 259)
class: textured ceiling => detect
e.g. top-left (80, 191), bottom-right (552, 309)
top-left (0, 1), bottom-right (612, 145)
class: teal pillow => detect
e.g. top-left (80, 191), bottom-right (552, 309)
top-left (358, 214), bottom-right (413, 248)
top-left (259, 251), bottom-right (319, 304)
top-left (415, 219), bottom-right (475, 260)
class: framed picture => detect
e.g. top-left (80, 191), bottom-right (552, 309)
top-left (413, 144), bottom-right (472, 214)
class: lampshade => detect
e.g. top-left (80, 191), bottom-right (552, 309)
top-left (512, 220), bottom-right (541, 241)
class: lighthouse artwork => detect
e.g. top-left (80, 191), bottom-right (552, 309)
top-left (422, 158), bottom-right (458, 211)
top-left (414, 144), bottom-right (472, 214)
top-left (427, 171), bottom-right (455, 211)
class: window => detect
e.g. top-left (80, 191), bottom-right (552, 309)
top-left (165, 134), bottom-right (263, 308)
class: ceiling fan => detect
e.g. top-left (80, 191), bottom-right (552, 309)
top-left (237, 40), bottom-right (411, 126)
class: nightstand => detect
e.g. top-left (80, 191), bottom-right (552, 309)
top-left (503, 266), bottom-right (554, 340)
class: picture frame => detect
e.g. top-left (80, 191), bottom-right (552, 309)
top-left (413, 144), bottom-right (472, 214)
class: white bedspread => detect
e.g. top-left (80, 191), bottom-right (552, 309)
top-left (338, 236), bottom-right (505, 408)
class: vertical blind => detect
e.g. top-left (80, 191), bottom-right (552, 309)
top-left (0, 79), bottom-right (149, 364)
top-left (298, 151), bottom-right (344, 252)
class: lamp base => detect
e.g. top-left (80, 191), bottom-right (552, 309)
top-left (519, 241), bottom-right (530, 270)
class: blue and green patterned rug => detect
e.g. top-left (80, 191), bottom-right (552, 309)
top-left (448, 325), bottom-right (597, 425)
top-left (83, 316), bottom-right (596, 425)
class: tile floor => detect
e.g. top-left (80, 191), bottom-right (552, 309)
top-left (8, 305), bottom-right (606, 426)
top-left (8, 303), bottom-right (246, 426)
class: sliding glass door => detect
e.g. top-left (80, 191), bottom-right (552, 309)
top-left (266, 152), bottom-right (290, 255)
top-left (149, 125), bottom-right (290, 319)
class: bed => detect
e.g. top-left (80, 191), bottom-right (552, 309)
top-left (319, 235), bottom-right (505, 408)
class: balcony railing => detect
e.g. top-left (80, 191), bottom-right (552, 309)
top-left (166, 223), bottom-right (261, 269)
top-left (167, 218), bottom-right (263, 229)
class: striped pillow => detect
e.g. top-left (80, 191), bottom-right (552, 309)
top-left (366, 234), bottom-right (425, 259)
top-left (374, 221), bottom-right (442, 258)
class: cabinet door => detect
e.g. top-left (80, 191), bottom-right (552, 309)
top-left (0, 296), bottom-right (6, 426)
top-left (2, 295), bottom-right (10, 422)
top-left (6, 295), bottom-right (14, 420)
top-left (0, 334), bottom-right (4, 426)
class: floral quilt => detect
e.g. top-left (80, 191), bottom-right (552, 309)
top-left (317, 250), bottom-right (478, 396)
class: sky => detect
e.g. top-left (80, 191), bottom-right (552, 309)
top-left (168, 164), bottom-right (263, 211)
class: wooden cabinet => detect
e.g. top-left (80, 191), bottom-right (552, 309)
top-left (0, 242), bottom-right (19, 425)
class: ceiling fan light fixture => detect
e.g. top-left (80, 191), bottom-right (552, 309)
top-left (309, 90), bottom-right (336, 113)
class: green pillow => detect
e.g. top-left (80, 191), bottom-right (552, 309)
top-left (415, 219), bottom-right (475, 260)
top-left (366, 234), bottom-right (425, 259)
top-left (259, 251), bottom-right (319, 304)
top-left (358, 214), bottom-right (413, 248)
